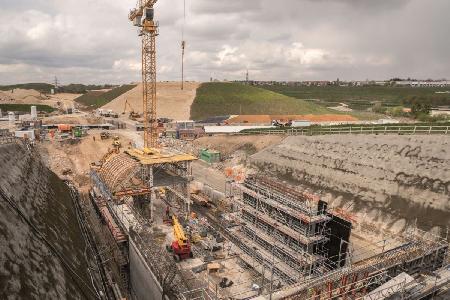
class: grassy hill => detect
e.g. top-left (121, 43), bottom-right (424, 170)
top-left (0, 104), bottom-right (55, 113)
top-left (74, 84), bottom-right (137, 109)
top-left (261, 85), bottom-right (450, 110)
top-left (190, 82), bottom-right (334, 120)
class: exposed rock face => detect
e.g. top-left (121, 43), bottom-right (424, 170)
top-left (251, 135), bottom-right (450, 234)
top-left (0, 142), bottom-right (93, 299)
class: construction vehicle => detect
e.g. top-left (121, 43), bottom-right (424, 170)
top-left (122, 99), bottom-right (141, 120)
top-left (128, 0), bottom-right (159, 149)
top-left (272, 119), bottom-right (293, 128)
top-left (100, 131), bottom-right (110, 140)
top-left (72, 126), bottom-right (82, 138)
top-left (112, 136), bottom-right (121, 149)
top-left (167, 215), bottom-right (193, 261)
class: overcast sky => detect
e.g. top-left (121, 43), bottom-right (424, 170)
top-left (0, 0), bottom-right (449, 85)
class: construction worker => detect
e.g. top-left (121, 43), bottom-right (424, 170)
top-left (165, 206), bottom-right (170, 219)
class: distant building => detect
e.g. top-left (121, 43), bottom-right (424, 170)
top-left (394, 80), bottom-right (450, 87)
top-left (431, 107), bottom-right (450, 116)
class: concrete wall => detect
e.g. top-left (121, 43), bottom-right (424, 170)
top-left (129, 240), bottom-right (164, 300)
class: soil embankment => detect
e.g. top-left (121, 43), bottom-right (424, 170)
top-left (102, 82), bottom-right (200, 120)
top-left (0, 142), bottom-right (94, 299)
top-left (251, 135), bottom-right (450, 235)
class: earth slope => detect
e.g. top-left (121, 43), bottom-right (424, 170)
top-left (251, 135), bottom-right (450, 235)
top-left (0, 142), bottom-right (94, 299)
top-left (102, 82), bottom-right (200, 120)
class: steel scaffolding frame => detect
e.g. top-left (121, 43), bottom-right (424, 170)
top-left (227, 176), bottom-right (332, 288)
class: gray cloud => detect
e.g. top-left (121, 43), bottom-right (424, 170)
top-left (0, 0), bottom-right (449, 85)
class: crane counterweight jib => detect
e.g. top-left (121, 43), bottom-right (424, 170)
top-left (129, 0), bottom-right (158, 21)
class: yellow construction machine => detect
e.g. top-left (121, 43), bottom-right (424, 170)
top-left (167, 215), bottom-right (193, 261)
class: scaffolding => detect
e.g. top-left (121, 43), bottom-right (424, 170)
top-left (89, 148), bottom-right (197, 297)
top-left (224, 175), bottom-right (450, 300)
top-left (226, 175), bottom-right (333, 288)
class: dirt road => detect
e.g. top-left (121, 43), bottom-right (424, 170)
top-left (192, 160), bottom-right (226, 193)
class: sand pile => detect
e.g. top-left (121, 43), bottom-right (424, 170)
top-left (101, 82), bottom-right (200, 120)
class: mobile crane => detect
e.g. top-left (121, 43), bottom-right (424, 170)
top-left (168, 215), bottom-right (192, 261)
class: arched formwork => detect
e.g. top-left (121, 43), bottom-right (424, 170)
top-left (98, 153), bottom-right (145, 195)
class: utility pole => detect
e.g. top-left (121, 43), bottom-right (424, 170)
top-left (181, 41), bottom-right (185, 90)
top-left (181, 0), bottom-right (186, 90)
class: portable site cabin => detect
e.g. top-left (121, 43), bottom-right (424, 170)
top-left (200, 149), bottom-right (221, 164)
top-left (291, 120), bottom-right (311, 127)
top-left (15, 129), bottom-right (36, 141)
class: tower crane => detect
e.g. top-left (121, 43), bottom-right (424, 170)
top-left (128, 0), bottom-right (159, 149)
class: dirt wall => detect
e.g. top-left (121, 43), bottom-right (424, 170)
top-left (0, 142), bottom-right (94, 299)
top-left (251, 135), bottom-right (450, 235)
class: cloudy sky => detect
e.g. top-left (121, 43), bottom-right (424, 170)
top-left (0, 0), bottom-right (449, 85)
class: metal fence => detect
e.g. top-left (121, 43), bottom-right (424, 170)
top-left (236, 125), bottom-right (450, 137)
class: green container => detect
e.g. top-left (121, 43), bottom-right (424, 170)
top-left (200, 149), bottom-right (220, 164)
top-left (73, 127), bottom-right (82, 138)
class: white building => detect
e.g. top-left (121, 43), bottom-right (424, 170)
top-left (395, 80), bottom-right (450, 87)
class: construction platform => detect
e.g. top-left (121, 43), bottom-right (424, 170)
top-left (89, 154), bottom-right (449, 300)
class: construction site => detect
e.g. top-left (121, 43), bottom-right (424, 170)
top-left (1, 1), bottom-right (450, 300)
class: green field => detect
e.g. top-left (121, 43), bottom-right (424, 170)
top-left (58, 83), bottom-right (115, 94)
top-left (260, 85), bottom-right (450, 110)
top-left (0, 104), bottom-right (55, 113)
top-left (74, 84), bottom-right (137, 109)
top-left (190, 82), bottom-right (334, 120)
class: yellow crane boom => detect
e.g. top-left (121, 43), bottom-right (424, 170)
top-left (129, 0), bottom-right (159, 149)
top-left (172, 215), bottom-right (188, 247)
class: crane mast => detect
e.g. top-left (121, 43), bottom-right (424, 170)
top-left (129, 0), bottom-right (159, 149)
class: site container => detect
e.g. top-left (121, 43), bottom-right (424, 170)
top-left (58, 124), bottom-right (73, 132)
top-left (199, 149), bottom-right (221, 164)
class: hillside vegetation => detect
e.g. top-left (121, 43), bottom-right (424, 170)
top-left (74, 84), bottom-right (137, 109)
top-left (0, 83), bottom-right (54, 93)
top-left (0, 83), bottom-right (116, 94)
top-left (261, 85), bottom-right (450, 110)
top-left (0, 103), bottom-right (55, 113)
top-left (190, 82), bottom-right (333, 120)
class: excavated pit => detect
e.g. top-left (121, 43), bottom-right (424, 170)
top-left (0, 142), bottom-right (94, 299)
top-left (251, 135), bottom-right (450, 235)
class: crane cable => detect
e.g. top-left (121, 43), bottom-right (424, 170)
top-left (0, 186), bottom-right (100, 299)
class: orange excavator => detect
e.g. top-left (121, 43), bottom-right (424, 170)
top-left (167, 215), bottom-right (193, 261)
